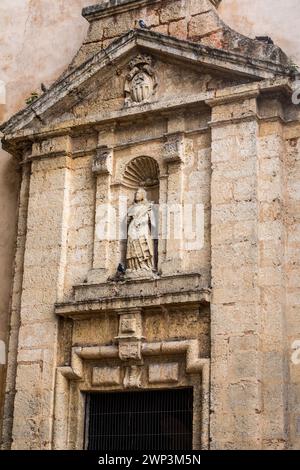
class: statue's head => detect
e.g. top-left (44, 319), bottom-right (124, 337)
top-left (135, 187), bottom-right (147, 203)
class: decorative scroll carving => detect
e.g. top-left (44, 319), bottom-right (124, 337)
top-left (162, 132), bottom-right (184, 163)
top-left (124, 54), bottom-right (157, 106)
top-left (92, 146), bottom-right (112, 175)
top-left (124, 366), bottom-right (143, 389)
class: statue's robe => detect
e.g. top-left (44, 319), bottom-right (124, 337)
top-left (126, 202), bottom-right (154, 271)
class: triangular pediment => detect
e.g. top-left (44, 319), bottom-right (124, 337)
top-left (0, 29), bottom-right (291, 137)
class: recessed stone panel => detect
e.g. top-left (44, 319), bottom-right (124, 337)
top-left (148, 363), bottom-right (179, 384)
top-left (92, 367), bottom-right (121, 386)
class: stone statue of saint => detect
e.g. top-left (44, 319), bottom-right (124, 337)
top-left (126, 188), bottom-right (154, 275)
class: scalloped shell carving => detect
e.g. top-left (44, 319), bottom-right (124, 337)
top-left (123, 156), bottom-right (159, 189)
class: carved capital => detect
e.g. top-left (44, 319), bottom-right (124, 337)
top-left (92, 146), bottom-right (113, 175)
top-left (162, 132), bottom-right (185, 164)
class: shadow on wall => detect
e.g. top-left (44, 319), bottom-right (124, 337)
top-left (0, 341), bottom-right (5, 365)
top-left (0, 147), bottom-right (20, 337)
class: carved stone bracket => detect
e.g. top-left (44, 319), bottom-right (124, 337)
top-left (162, 132), bottom-right (185, 164)
top-left (92, 145), bottom-right (113, 175)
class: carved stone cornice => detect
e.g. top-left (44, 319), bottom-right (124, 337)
top-left (82, 0), bottom-right (222, 22)
top-left (55, 273), bottom-right (211, 319)
top-left (82, 0), bottom-right (160, 21)
top-left (1, 29), bottom-right (290, 142)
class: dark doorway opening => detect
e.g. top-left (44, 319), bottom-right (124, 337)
top-left (85, 388), bottom-right (193, 451)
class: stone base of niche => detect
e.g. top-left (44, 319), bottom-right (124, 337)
top-left (55, 272), bottom-right (211, 319)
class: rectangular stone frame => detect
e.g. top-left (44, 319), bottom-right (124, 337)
top-left (53, 343), bottom-right (210, 450)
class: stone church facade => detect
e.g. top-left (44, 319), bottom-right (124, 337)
top-left (1, 0), bottom-right (300, 450)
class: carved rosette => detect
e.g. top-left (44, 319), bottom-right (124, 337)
top-left (124, 54), bottom-right (157, 106)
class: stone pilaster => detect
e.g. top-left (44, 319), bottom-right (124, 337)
top-left (160, 116), bottom-right (185, 275)
top-left (11, 145), bottom-right (72, 449)
top-left (208, 86), bottom-right (264, 449)
top-left (1, 161), bottom-right (31, 449)
top-left (257, 98), bottom-right (288, 449)
top-left (88, 127), bottom-right (115, 283)
top-left (285, 119), bottom-right (300, 449)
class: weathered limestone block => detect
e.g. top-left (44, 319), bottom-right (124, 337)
top-left (168, 18), bottom-right (187, 40)
top-left (159, 0), bottom-right (186, 23)
top-left (188, 10), bottom-right (222, 39)
top-left (31, 135), bottom-right (71, 158)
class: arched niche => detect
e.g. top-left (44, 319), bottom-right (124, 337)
top-left (120, 156), bottom-right (160, 272)
top-left (123, 155), bottom-right (160, 202)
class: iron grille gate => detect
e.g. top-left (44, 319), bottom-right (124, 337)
top-left (85, 388), bottom-right (193, 451)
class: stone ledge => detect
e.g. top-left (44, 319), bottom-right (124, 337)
top-left (83, 0), bottom-right (160, 21)
top-left (75, 272), bottom-right (207, 301)
top-left (82, 0), bottom-right (222, 22)
top-left (55, 273), bottom-right (211, 318)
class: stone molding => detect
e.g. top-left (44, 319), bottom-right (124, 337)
top-left (73, 339), bottom-right (209, 375)
top-left (82, 1), bottom-right (222, 22)
top-left (1, 29), bottom-right (290, 143)
top-left (54, 338), bottom-right (210, 449)
top-left (55, 273), bottom-right (211, 318)
top-left (82, 0), bottom-right (161, 21)
top-left (2, 78), bottom-right (293, 158)
top-left (55, 338), bottom-right (210, 448)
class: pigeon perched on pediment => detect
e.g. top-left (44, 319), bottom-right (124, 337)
top-left (138, 19), bottom-right (149, 30)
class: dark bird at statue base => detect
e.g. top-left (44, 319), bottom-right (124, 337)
top-left (117, 263), bottom-right (126, 274)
